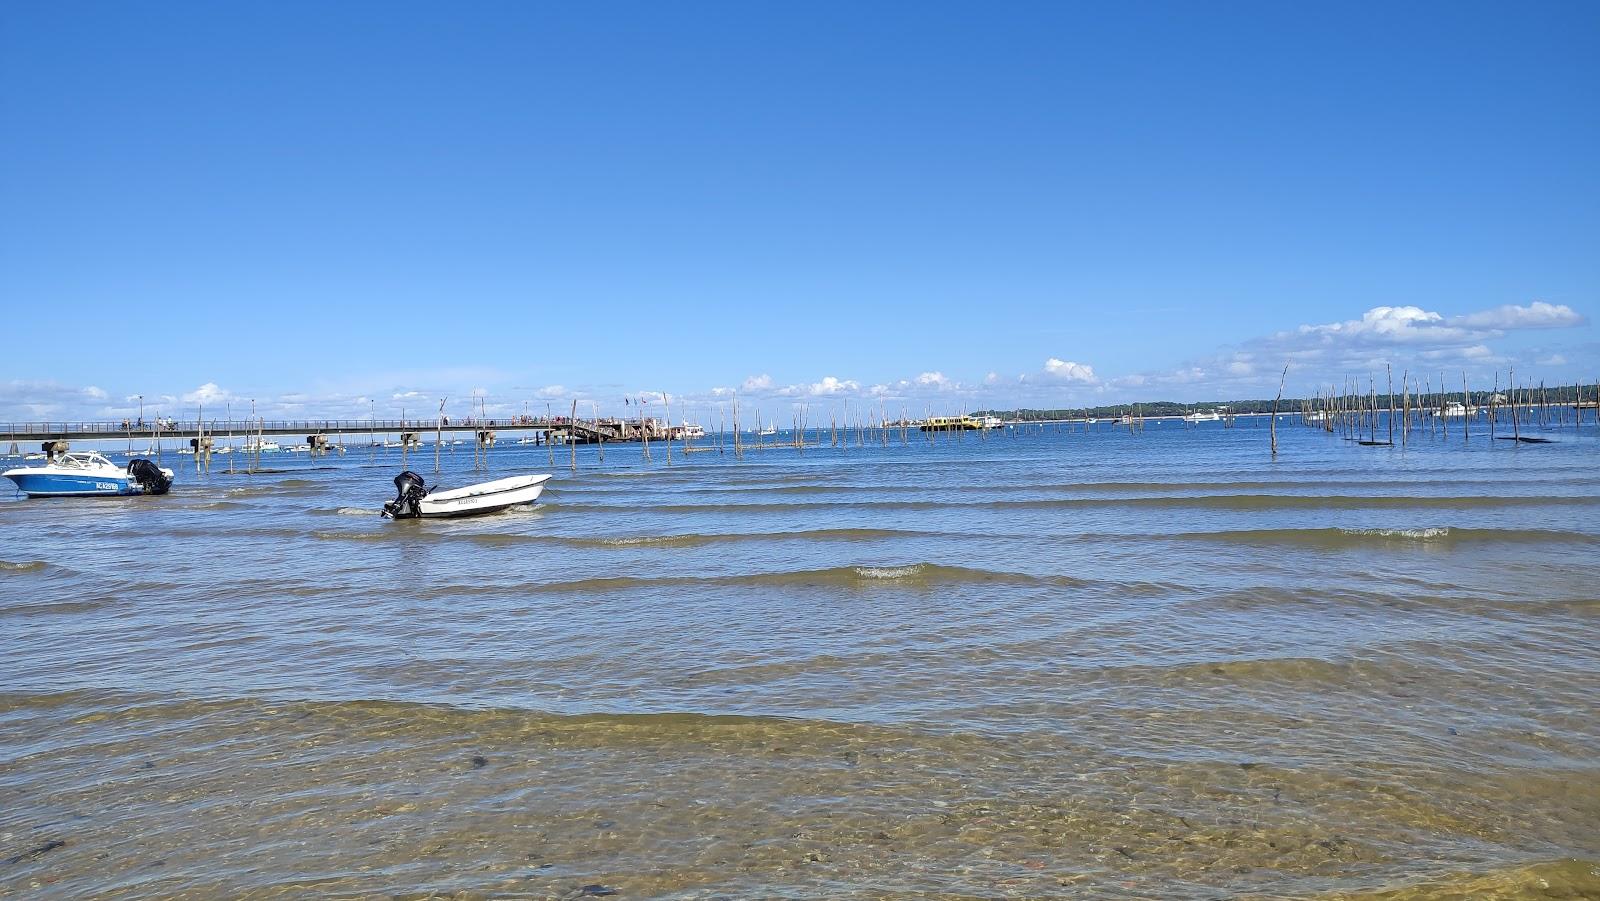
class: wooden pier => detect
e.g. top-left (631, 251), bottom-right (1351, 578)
top-left (0, 416), bottom-right (686, 448)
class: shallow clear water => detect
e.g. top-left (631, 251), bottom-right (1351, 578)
top-left (3, 418), bottom-right (1598, 898)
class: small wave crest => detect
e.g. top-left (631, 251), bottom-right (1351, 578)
top-left (0, 560), bottom-right (49, 572)
top-left (1180, 526), bottom-right (1599, 549)
top-left (737, 561), bottom-right (1066, 590)
top-left (441, 562), bottom-right (1077, 597)
top-left (1340, 527), bottom-right (1451, 540)
top-left (578, 528), bottom-right (922, 550)
top-left (306, 506), bottom-right (377, 517)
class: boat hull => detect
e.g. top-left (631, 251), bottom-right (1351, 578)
top-left (410, 474), bottom-right (551, 518)
top-left (5, 471), bottom-right (143, 497)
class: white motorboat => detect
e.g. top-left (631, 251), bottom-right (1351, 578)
top-left (4, 451), bottom-right (173, 497)
top-left (381, 471), bottom-right (552, 519)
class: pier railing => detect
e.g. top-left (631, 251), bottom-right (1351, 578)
top-left (1, 419), bottom-right (564, 441)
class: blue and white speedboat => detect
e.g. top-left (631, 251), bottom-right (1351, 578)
top-left (3, 451), bottom-right (174, 498)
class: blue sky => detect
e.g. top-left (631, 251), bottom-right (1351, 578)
top-left (2, 1), bottom-right (1596, 422)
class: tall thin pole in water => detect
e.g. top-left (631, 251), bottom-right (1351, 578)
top-left (1386, 365), bottom-right (1394, 446)
top-left (1367, 376), bottom-right (1376, 443)
top-left (1270, 364), bottom-right (1287, 457)
top-left (1490, 373), bottom-right (1498, 440)
top-left (570, 399), bottom-right (578, 472)
top-left (1509, 368), bottom-right (1520, 441)
top-left (1400, 371), bottom-right (1410, 447)
top-left (1461, 374), bottom-right (1470, 445)
top-left (662, 392), bottom-right (673, 465)
top-left (435, 397), bottom-right (445, 474)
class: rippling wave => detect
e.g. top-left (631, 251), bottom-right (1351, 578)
top-left (1177, 526), bottom-right (1600, 548)
top-left (0, 559), bottom-right (49, 572)
top-left (556, 493), bottom-right (1600, 514)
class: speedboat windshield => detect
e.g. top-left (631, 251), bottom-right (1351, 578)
top-left (54, 452), bottom-right (116, 469)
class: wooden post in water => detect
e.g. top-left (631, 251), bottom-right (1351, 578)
top-left (1400, 371), bottom-right (1410, 447)
top-left (1385, 365), bottom-right (1394, 446)
top-left (1461, 374), bottom-right (1469, 445)
top-left (570, 399), bottom-right (578, 472)
top-left (661, 392), bottom-right (672, 465)
top-left (640, 397), bottom-right (650, 463)
top-left (1369, 379), bottom-right (1377, 441)
top-left (1490, 373), bottom-right (1498, 440)
top-left (435, 398), bottom-right (445, 473)
top-left (1509, 368), bottom-right (1520, 441)
top-left (1270, 364), bottom-right (1287, 457)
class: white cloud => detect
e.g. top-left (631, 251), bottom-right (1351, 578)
top-left (1538, 353), bottom-right (1568, 366)
top-left (1452, 302), bottom-right (1584, 330)
top-left (915, 371), bottom-right (950, 387)
top-left (182, 382), bottom-right (233, 405)
top-left (741, 374), bottom-right (774, 393)
top-left (535, 385), bottom-right (567, 399)
top-left (1042, 358), bottom-right (1099, 383)
top-left (805, 376), bottom-right (859, 396)
top-left (984, 372), bottom-right (1000, 385)
top-left (1292, 305), bottom-right (1474, 346)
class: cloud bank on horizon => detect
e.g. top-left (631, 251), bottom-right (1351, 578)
top-left (1, 300), bottom-right (1591, 422)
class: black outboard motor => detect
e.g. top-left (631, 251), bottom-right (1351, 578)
top-left (382, 471), bottom-right (429, 519)
top-left (127, 458), bottom-right (173, 495)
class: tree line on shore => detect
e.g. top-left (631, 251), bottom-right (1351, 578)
top-left (974, 381), bottom-right (1597, 421)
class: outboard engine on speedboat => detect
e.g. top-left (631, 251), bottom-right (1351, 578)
top-left (127, 458), bottom-right (173, 495)
top-left (382, 470), bottom-right (428, 519)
